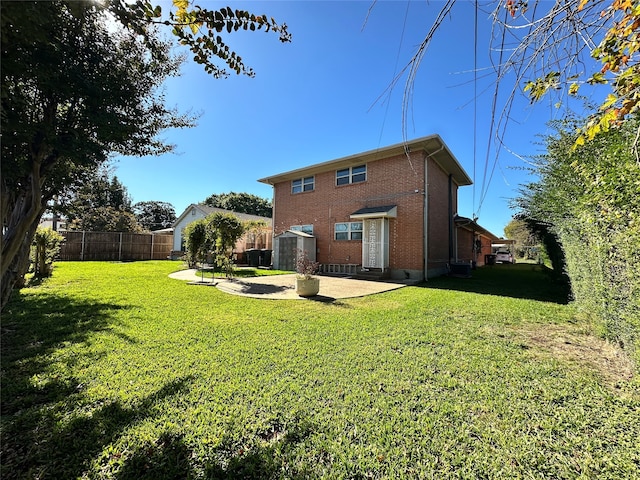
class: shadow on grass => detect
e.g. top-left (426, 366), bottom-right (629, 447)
top-left (1, 292), bottom-right (135, 415)
top-left (422, 263), bottom-right (570, 304)
top-left (0, 292), bottom-right (196, 479)
top-left (1, 291), bottom-right (316, 479)
top-left (2, 375), bottom-right (195, 479)
top-left (114, 420), bottom-right (316, 480)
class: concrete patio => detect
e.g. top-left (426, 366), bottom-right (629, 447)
top-left (168, 269), bottom-right (413, 300)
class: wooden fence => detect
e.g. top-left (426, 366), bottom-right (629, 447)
top-left (58, 231), bottom-right (174, 261)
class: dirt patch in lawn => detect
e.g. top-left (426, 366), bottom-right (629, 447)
top-left (518, 324), bottom-right (635, 388)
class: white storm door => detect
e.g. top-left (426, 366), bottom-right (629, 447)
top-left (362, 218), bottom-right (388, 269)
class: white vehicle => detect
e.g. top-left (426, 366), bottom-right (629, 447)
top-left (495, 250), bottom-right (515, 264)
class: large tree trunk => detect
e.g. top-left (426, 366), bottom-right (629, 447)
top-left (1, 164), bottom-right (46, 311)
top-left (0, 219), bottom-right (39, 308)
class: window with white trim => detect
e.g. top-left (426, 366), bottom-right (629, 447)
top-left (336, 165), bottom-right (366, 186)
top-left (334, 222), bottom-right (363, 240)
top-left (292, 176), bottom-right (315, 193)
top-left (291, 224), bottom-right (314, 235)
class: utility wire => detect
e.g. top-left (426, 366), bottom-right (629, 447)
top-left (477, 4), bottom-right (508, 216)
top-left (377, 0), bottom-right (411, 149)
top-left (473, 0), bottom-right (478, 217)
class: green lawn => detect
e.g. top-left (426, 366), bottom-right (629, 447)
top-left (1, 261), bottom-right (638, 479)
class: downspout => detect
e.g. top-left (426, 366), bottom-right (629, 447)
top-left (270, 186), bottom-right (276, 268)
top-left (448, 174), bottom-right (454, 265)
top-left (423, 152), bottom-right (428, 281)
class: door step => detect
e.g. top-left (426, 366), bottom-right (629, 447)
top-left (353, 268), bottom-right (390, 281)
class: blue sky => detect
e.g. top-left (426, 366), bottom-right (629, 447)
top-left (113, 1), bottom-right (596, 237)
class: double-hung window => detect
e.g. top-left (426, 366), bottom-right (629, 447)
top-left (334, 222), bottom-right (363, 240)
top-left (292, 176), bottom-right (314, 194)
top-left (336, 165), bottom-right (366, 186)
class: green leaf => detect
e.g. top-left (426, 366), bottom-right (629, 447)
top-left (587, 72), bottom-right (608, 85)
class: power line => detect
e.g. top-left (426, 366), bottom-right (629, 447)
top-left (473, 0), bottom-right (478, 217)
top-left (377, 0), bottom-right (411, 149)
top-left (477, 3), bottom-right (508, 216)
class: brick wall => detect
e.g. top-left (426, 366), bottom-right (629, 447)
top-left (273, 149), bottom-right (461, 277)
top-left (456, 228), bottom-right (475, 264)
top-left (427, 159), bottom-right (458, 274)
top-left (456, 229), bottom-right (495, 267)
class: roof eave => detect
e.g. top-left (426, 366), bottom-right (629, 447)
top-left (455, 215), bottom-right (501, 241)
top-left (257, 134), bottom-right (472, 187)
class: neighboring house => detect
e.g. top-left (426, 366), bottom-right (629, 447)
top-left (172, 204), bottom-right (273, 257)
top-left (258, 134), bottom-right (500, 280)
top-left (39, 215), bottom-right (67, 232)
top-left (455, 215), bottom-right (501, 265)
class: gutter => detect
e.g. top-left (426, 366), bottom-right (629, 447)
top-left (448, 173), bottom-right (454, 263)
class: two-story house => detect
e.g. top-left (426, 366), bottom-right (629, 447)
top-left (258, 135), bottom-right (499, 280)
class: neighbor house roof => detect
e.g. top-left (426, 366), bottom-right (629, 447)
top-left (257, 134), bottom-right (473, 187)
top-left (454, 215), bottom-right (501, 241)
top-left (173, 204), bottom-right (272, 228)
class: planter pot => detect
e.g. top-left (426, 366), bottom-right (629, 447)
top-left (295, 277), bottom-right (320, 297)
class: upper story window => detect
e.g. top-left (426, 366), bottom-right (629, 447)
top-left (334, 222), bottom-right (363, 240)
top-left (292, 176), bottom-right (315, 194)
top-left (291, 224), bottom-right (314, 235)
top-left (336, 165), bottom-right (366, 186)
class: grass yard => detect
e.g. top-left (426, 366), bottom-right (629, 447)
top-left (1, 261), bottom-right (638, 479)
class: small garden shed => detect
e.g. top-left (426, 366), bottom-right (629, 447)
top-left (273, 230), bottom-right (316, 271)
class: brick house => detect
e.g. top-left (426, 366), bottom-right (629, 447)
top-left (258, 135), bottom-right (500, 280)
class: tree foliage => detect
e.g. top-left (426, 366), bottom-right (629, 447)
top-left (398, 0), bottom-right (640, 151)
top-left (59, 173), bottom-right (135, 228)
top-left (183, 212), bottom-right (246, 272)
top-left (207, 212), bottom-right (246, 257)
top-left (203, 192), bottom-right (272, 218)
top-left (1, 1), bottom-right (188, 307)
top-left (133, 201), bottom-right (177, 231)
top-left (516, 117), bottom-right (640, 363)
top-left (1, 0), bottom-right (289, 310)
top-left (57, 172), bottom-right (144, 232)
top-left (503, 217), bottom-right (539, 259)
top-left (184, 218), bottom-right (210, 268)
top-left (113, 0), bottom-right (291, 78)
top-left (532, 0), bottom-right (640, 147)
top-left (243, 219), bottom-right (270, 249)
top-left (71, 208), bottom-right (143, 233)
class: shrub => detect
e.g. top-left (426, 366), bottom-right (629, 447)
top-left (295, 250), bottom-right (319, 279)
top-left (517, 118), bottom-right (640, 364)
top-left (30, 227), bottom-right (65, 277)
top-left (184, 219), bottom-right (209, 268)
